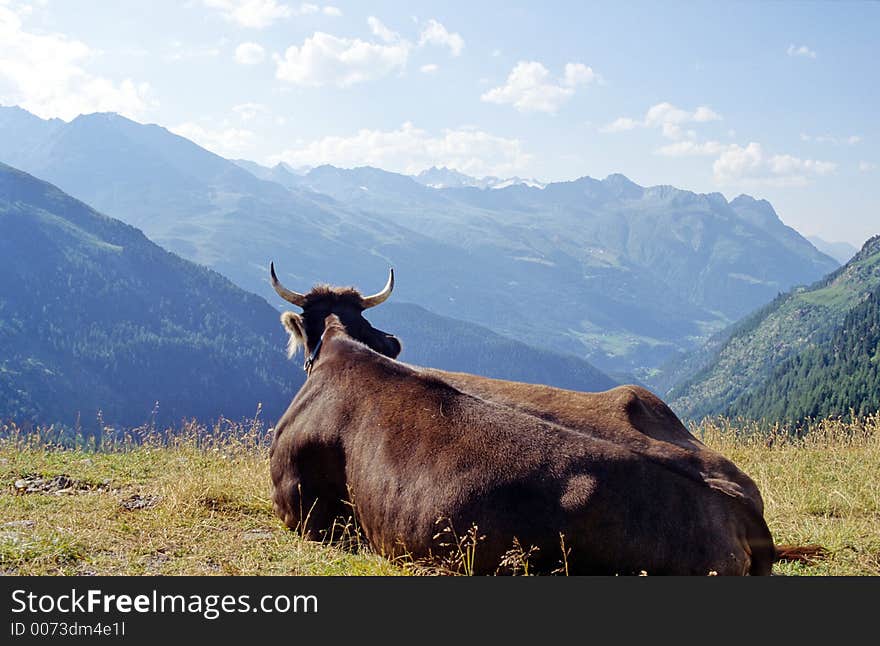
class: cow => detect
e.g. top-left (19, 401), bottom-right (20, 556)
top-left (266, 265), bottom-right (763, 514)
top-left (267, 264), bottom-right (779, 574)
top-left (418, 371), bottom-right (766, 516)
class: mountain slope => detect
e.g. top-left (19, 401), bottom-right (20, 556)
top-left (0, 106), bottom-right (838, 379)
top-left (370, 303), bottom-right (616, 392)
top-left (668, 235), bottom-right (880, 419)
top-left (726, 282), bottom-right (880, 422)
top-left (0, 162), bottom-right (300, 428)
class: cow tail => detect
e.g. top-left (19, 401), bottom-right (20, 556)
top-left (774, 544), bottom-right (828, 565)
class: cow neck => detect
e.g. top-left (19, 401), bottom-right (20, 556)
top-left (303, 333), bottom-right (324, 376)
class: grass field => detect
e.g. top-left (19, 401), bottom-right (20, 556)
top-left (1, 414), bottom-right (878, 576)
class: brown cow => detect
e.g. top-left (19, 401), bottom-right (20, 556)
top-left (267, 265), bottom-right (777, 574)
top-left (268, 264), bottom-right (764, 517)
top-left (419, 371), bottom-right (766, 517)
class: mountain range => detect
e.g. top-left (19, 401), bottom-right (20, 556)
top-left (413, 166), bottom-right (546, 190)
top-left (0, 160), bottom-right (614, 427)
top-left (0, 106), bottom-right (840, 383)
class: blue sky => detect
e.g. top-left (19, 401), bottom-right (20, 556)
top-left (0, 0), bottom-right (877, 245)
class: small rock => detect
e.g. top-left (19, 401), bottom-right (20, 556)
top-left (241, 529), bottom-right (274, 541)
top-left (120, 494), bottom-right (160, 511)
top-left (2, 520), bottom-right (35, 529)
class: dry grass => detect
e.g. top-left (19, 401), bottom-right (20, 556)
top-left (694, 414), bottom-right (880, 576)
top-left (0, 418), bottom-right (405, 576)
top-left (1, 413), bottom-right (878, 576)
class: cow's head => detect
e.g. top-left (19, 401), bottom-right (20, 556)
top-left (269, 262), bottom-right (402, 365)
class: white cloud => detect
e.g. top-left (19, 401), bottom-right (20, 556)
top-left (234, 41), bottom-right (266, 64)
top-left (787, 43), bottom-right (817, 59)
top-left (713, 142), bottom-right (835, 187)
top-left (0, 4), bottom-right (154, 120)
top-left (600, 116), bottom-right (639, 133)
top-left (232, 102), bottom-right (268, 121)
top-left (481, 60), bottom-right (597, 114)
top-left (203, 1), bottom-right (338, 28)
top-left (859, 161), bottom-right (876, 172)
top-left (367, 16), bottom-right (399, 44)
top-left (655, 133), bottom-right (835, 186)
top-left (800, 132), bottom-right (862, 145)
top-left (203, 0), bottom-right (292, 28)
top-left (601, 102), bottom-right (721, 139)
top-left (171, 121), bottom-right (254, 156)
top-left (418, 19), bottom-right (464, 57)
top-left (563, 62), bottom-right (598, 87)
top-left (693, 105), bottom-right (722, 122)
top-left (656, 140), bottom-right (729, 157)
top-left (420, 63), bottom-right (439, 74)
top-left (268, 122), bottom-right (532, 177)
top-left (275, 31), bottom-right (410, 87)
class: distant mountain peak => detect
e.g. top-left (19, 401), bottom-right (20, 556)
top-left (69, 111), bottom-right (132, 125)
top-left (413, 166), bottom-right (546, 190)
top-left (729, 193), bottom-right (783, 229)
top-left (602, 173), bottom-right (644, 197)
top-left (603, 172), bottom-right (636, 184)
top-left (730, 194), bottom-right (773, 209)
top-left (414, 166), bottom-right (479, 188)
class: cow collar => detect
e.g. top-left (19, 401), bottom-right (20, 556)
top-left (304, 334), bottom-right (324, 375)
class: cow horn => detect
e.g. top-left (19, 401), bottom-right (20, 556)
top-left (362, 268), bottom-right (394, 309)
top-left (269, 262), bottom-right (307, 308)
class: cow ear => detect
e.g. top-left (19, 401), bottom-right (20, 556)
top-left (280, 311), bottom-right (305, 358)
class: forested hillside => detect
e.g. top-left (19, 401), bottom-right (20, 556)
top-left (669, 235), bottom-right (880, 419)
top-left (727, 284), bottom-right (880, 422)
top-left (0, 162), bottom-right (299, 428)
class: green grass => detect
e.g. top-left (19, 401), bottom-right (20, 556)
top-left (2, 415), bottom-right (878, 576)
